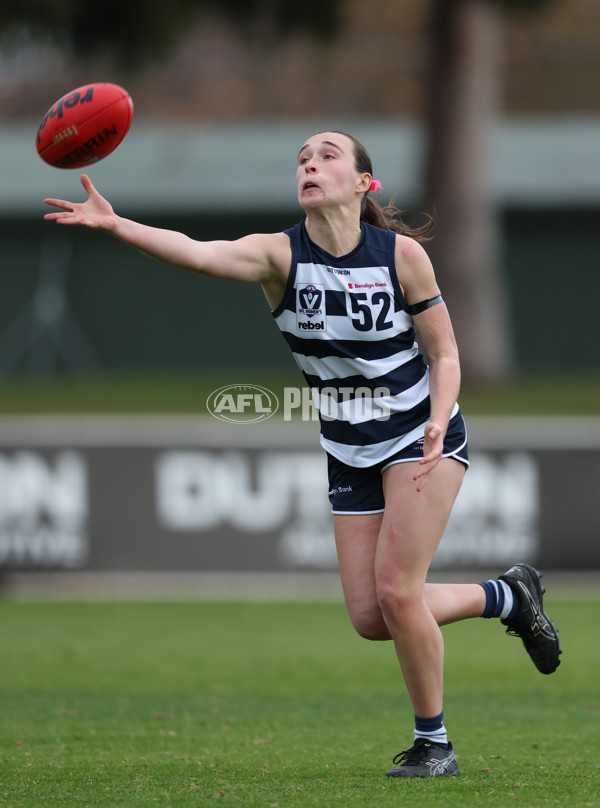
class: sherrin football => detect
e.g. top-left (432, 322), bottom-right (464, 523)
top-left (36, 82), bottom-right (133, 169)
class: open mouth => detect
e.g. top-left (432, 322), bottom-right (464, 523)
top-left (304, 182), bottom-right (320, 190)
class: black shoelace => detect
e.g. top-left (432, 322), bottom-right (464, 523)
top-left (392, 739), bottom-right (433, 767)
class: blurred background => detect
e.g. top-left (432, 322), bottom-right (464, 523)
top-left (0, 0), bottom-right (599, 595)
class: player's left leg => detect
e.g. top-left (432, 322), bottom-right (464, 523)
top-left (375, 458), bottom-right (466, 777)
top-left (375, 458), bottom-right (465, 720)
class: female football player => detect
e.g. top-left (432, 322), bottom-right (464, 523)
top-left (44, 130), bottom-right (561, 777)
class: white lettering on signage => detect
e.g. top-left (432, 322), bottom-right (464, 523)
top-left (155, 450), bottom-right (539, 570)
top-left (0, 451), bottom-right (89, 567)
top-left (155, 450), bottom-right (336, 568)
top-left (435, 452), bottom-right (539, 567)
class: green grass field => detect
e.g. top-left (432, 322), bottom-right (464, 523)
top-left (1, 598), bottom-right (599, 808)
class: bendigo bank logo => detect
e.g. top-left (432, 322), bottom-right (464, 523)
top-left (297, 283), bottom-right (326, 331)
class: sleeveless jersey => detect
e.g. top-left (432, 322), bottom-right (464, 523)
top-left (272, 219), bottom-right (459, 467)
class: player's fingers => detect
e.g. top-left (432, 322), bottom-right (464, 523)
top-left (43, 211), bottom-right (68, 221)
top-left (413, 457), bottom-right (441, 491)
top-left (43, 197), bottom-right (73, 210)
top-left (43, 210), bottom-right (85, 225)
top-left (80, 173), bottom-right (97, 196)
top-left (414, 467), bottom-right (432, 491)
top-left (413, 465), bottom-right (425, 481)
top-left (424, 422), bottom-right (443, 441)
top-left (419, 445), bottom-right (442, 465)
top-left (53, 216), bottom-right (87, 226)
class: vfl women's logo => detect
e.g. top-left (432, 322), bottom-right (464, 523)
top-left (299, 284), bottom-right (322, 316)
top-left (297, 283), bottom-right (326, 331)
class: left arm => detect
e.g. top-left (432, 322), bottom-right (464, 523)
top-left (394, 236), bottom-right (461, 490)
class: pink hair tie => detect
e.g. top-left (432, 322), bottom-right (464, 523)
top-left (369, 179), bottom-right (383, 193)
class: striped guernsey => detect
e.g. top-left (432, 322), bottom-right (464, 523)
top-left (272, 219), bottom-right (459, 467)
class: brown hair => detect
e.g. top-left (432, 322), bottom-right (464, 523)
top-left (330, 130), bottom-right (434, 242)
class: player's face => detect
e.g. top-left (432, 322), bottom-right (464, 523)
top-left (296, 132), bottom-right (370, 211)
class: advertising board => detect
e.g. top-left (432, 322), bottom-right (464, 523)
top-left (0, 416), bottom-right (598, 574)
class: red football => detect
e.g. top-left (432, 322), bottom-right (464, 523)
top-left (36, 82), bottom-right (134, 169)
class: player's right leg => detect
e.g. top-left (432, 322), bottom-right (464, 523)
top-left (333, 512), bottom-right (390, 641)
top-left (499, 563), bottom-right (561, 674)
top-left (422, 566), bottom-right (561, 674)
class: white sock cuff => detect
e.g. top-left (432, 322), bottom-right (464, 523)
top-left (414, 724), bottom-right (448, 746)
top-left (498, 579), bottom-right (515, 620)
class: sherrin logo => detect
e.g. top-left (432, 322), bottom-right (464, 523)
top-left (207, 384), bottom-right (279, 424)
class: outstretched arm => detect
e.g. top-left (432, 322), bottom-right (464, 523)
top-left (44, 174), bottom-right (287, 285)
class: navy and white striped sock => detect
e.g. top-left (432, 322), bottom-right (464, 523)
top-left (414, 711), bottom-right (449, 748)
top-left (479, 579), bottom-right (519, 620)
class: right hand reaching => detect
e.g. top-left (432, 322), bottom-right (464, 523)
top-left (44, 174), bottom-right (117, 231)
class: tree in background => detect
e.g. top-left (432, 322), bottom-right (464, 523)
top-left (422, 0), bottom-right (556, 384)
top-left (1, 0), bottom-right (558, 384)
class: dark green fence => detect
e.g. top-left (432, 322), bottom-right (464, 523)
top-left (1, 209), bottom-right (598, 376)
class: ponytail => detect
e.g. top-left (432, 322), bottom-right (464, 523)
top-left (326, 129), bottom-right (435, 242)
top-left (360, 195), bottom-right (434, 242)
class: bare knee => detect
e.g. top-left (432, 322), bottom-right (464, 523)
top-left (376, 575), bottom-right (421, 630)
top-left (348, 605), bottom-right (391, 641)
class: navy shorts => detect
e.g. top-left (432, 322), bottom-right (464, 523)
top-left (327, 411), bottom-right (469, 515)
